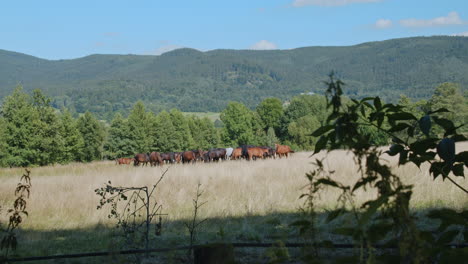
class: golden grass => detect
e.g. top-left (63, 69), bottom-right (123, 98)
top-left (0, 143), bottom-right (467, 233)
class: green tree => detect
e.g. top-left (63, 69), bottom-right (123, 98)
top-left (287, 114), bottom-right (320, 150)
top-left (265, 127), bottom-right (279, 148)
top-left (256, 98), bottom-right (284, 132)
top-left (428, 83), bottom-right (467, 133)
top-left (77, 112), bottom-right (105, 162)
top-left (105, 113), bottom-right (133, 159)
top-left (31, 89), bottom-right (64, 165)
top-left (127, 101), bottom-right (153, 153)
top-left (170, 109), bottom-right (195, 151)
top-left (220, 102), bottom-right (256, 146)
top-left (59, 109), bottom-right (84, 163)
top-left (153, 111), bottom-right (177, 152)
top-left (188, 116), bottom-right (220, 149)
top-left (0, 118), bottom-right (8, 167)
top-left (279, 94), bottom-right (327, 141)
top-left (1, 86), bottom-right (40, 167)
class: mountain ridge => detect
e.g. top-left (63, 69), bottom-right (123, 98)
top-left (1, 36), bottom-right (467, 119)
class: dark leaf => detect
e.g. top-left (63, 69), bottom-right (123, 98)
top-left (388, 112), bottom-right (417, 121)
top-left (451, 134), bottom-right (467, 142)
top-left (326, 208), bottom-right (346, 223)
top-left (358, 195), bottom-right (389, 226)
top-left (437, 230), bottom-right (459, 245)
top-left (386, 144), bottom-right (404, 156)
top-left (452, 164), bottom-right (464, 177)
top-left (437, 138), bottom-right (456, 163)
top-left (455, 151), bottom-right (468, 166)
top-left (387, 123), bottom-right (410, 133)
top-left (399, 150), bottom-right (408, 165)
top-left (432, 117), bottom-right (455, 132)
top-left (410, 138), bottom-right (438, 154)
top-left (311, 125), bottom-right (334, 137)
top-left (428, 108), bottom-right (450, 115)
top-left (332, 227), bottom-right (356, 237)
top-left (374, 97), bottom-right (382, 110)
top-left (352, 176), bottom-right (378, 192)
top-left (419, 115), bottom-right (431, 136)
top-left (316, 178), bottom-right (340, 188)
top-left (313, 136), bottom-right (328, 154)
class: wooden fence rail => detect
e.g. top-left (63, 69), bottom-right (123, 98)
top-left (2, 242), bottom-right (467, 263)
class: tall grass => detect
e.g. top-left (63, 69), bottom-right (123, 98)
top-left (1, 143), bottom-right (466, 233)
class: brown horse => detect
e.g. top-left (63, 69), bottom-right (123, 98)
top-left (231, 148), bottom-right (242, 160)
top-left (116, 157), bottom-right (134, 165)
top-left (275, 144), bottom-right (294, 158)
top-left (182, 150), bottom-right (201, 163)
top-left (134, 153), bottom-right (150, 166)
top-left (149, 152), bottom-right (163, 166)
top-left (247, 147), bottom-right (268, 161)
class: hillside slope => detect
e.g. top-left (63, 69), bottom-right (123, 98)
top-left (1, 36), bottom-right (467, 118)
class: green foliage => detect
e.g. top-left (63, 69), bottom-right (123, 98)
top-left (58, 109), bottom-right (84, 163)
top-left (127, 101), bottom-right (154, 153)
top-left (297, 73), bottom-right (467, 263)
top-left (153, 111), bottom-right (178, 152)
top-left (287, 115), bottom-right (320, 150)
top-left (2, 37), bottom-right (467, 119)
top-left (428, 82), bottom-right (468, 133)
top-left (105, 113), bottom-right (133, 159)
top-left (188, 116), bottom-right (220, 150)
top-left (77, 112), bottom-right (106, 162)
top-left (256, 98), bottom-right (284, 132)
top-left (220, 102), bottom-right (257, 146)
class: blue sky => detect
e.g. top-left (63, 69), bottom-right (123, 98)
top-left (1, 0), bottom-right (467, 59)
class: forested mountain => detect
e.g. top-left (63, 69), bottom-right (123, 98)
top-left (1, 36), bottom-right (467, 119)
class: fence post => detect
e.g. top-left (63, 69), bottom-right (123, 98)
top-left (194, 243), bottom-right (235, 264)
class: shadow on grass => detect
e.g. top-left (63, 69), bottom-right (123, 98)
top-left (5, 207), bottom-right (466, 263)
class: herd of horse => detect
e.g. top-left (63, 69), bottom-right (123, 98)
top-left (115, 144), bottom-right (295, 166)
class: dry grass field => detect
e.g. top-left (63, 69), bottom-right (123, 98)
top-left (0, 143), bottom-right (467, 261)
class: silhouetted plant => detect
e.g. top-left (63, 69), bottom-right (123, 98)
top-left (185, 183), bottom-right (208, 261)
top-left (0, 169), bottom-right (31, 258)
top-left (295, 72), bottom-right (467, 263)
top-left (95, 168), bottom-right (169, 258)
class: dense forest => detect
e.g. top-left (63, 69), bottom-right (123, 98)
top-left (1, 36), bottom-right (467, 119)
top-left (0, 81), bottom-right (465, 168)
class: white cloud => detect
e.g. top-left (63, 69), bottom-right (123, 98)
top-left (400, 11), bottom-right (464, 27)
top-left (451, 31), bottom-right (468, 36)
top-left (250, 40), bottom-right (278, 50)
top-left (292, 0), bottom-right (381, 7)
top-left (374, 19), bottom-right (392, 29)
top-left (148, 44), bottom-right (185, 55)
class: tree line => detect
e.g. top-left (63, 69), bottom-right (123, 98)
top-left (0, 82), bottom-right (466, 167)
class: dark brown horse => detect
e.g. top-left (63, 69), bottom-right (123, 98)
top-left (182, 150), bottom-right (201, 164)
top-left (134, 153), bottom-right (150, 166)
top-left (149, 152), bottom-right (163, 166)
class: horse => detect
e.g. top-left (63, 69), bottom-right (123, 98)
top-left (207, 148), bottom-right (226, 162)
top-left (116, 157), bottom-right (134, 165)
top-left (182, 150), bottom-right (201, 164)
top-left (149, 152), bottom-right (163, 166)
top-left (134, 153), bottom-right (150, 166)
top-left (160, 152), bottom-right (175, 164)
top-left (275, 144), bottom-right (295, 158)
top-left (225, 148), bottom-right (234, 160)
top-left (260, 146), bottom-right (275, 159)
top-left (231, 148), bottom-right (242, 160)
top-left (247, 147), bottom-right (267, 161)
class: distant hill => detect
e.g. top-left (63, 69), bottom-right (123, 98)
top-left (1, 36), bottom-right (467, 119)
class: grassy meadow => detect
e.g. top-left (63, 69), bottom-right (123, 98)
top-left (0, 143), bottom-right (467, 262)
